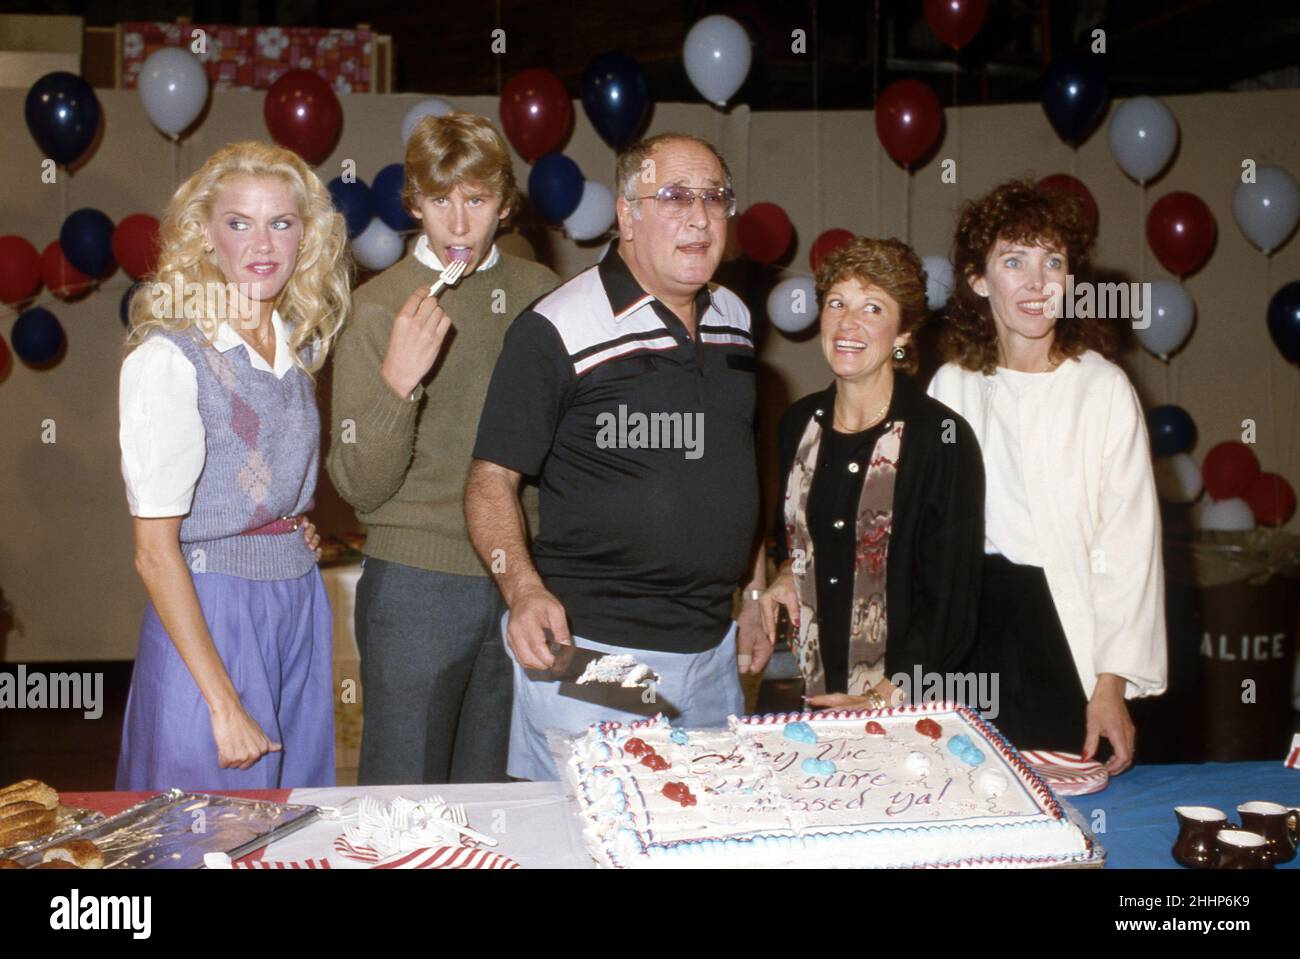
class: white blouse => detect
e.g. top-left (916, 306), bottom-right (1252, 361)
top-left (119, 310), bottom-right (299, 517)
top-left (982, 366), bottom-right (1047, 565)
top-left (927, 351), bottom-right (1167, 701)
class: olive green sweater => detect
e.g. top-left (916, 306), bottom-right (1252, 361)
top-left (326, 248), bottom-right (558, 575)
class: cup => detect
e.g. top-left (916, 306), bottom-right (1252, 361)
top-left (1172, 806), bottom-right (1228, 868)
top-left (1236, 801), bottom-right (1299, 865)
top-left (1214, 830), bottom-right (1273, 869)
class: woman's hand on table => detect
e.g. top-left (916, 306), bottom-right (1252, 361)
top-left (757, 567), bottom-right (800, 647)
top-left (1084, 673), bottom-right (1135, 774)
top-left (301, 517), bottom-right (322, 562)
top-left (806, 680), bottom-right (905, 711)
top-left (209, 698), bottom-right (282, 770)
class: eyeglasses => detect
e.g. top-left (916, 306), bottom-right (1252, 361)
top-left (635, 184), bottom-right (737, 220)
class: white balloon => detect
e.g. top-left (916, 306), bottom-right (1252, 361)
top-left (1136, 280), bottom-right (1194, 359)
top-left (138, 48), bottom-right (209, 138)
top-left (1107, 97), bottom-right (1178, 185)
top-left (1232, 165), bottom-right (1300, 255)
top-left (683, 15), bottom-right (752, 107)
top-left (563, 181), bottom-right (616, 242)
top-left (1155, 453), bottom-right (1203, 503)
top-left (351, 217), bottom-right (405, 270)
top-left (921, 255), bottom-right (954, 310)
top-left (401, 98), bottom-right (456, 147)
top-left (766, 275), bottom-right (818, 333)
top-left (1195, 497), bottom-right (1255, 532)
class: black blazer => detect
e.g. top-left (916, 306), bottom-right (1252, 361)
top-left (772, 372), bottom-right (986, 682)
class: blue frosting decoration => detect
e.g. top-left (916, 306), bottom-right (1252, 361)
top-left (801, 757), bottom-right (837, 776)
top-left (669, 729), bottom-right (689, 745)
top-left (947, 735), bottom-right (985, 766)
top-left (783, 721), bottom-right (817, 744)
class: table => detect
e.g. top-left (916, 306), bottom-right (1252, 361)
top-left (61, 761), bottom-right (1298, 869)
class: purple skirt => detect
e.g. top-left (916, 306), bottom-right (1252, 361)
top-left (116, 567), bottom-right (335, 791)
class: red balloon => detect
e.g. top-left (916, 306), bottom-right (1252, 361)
top-left (924, 0), bottom-right (988, 50)
top-left (264, 70), bottom-right (342, 166)
top-left (810, 228), bottom-right (855, 272)
top-left (1038, 173), bottom-right (1099, 228)
top-left (875, 80), bottom-right (943, 169)
top-left (0, 235), bottom-right (41, 304)
top-left (737, 202), bottom-right (793, 265)
top-left (500, 69), bottom-right (573, 163)
top-left (1202, 441), bottom-right (1261, 501)
top-left (112, 214), bottom-right (161, 281)
top-left (1147, 191), bottom-right (1216, 277)
top-left (40, 241), bottom-right (92, 299)
top-left (1243, 472), bottom-right (1297, 527)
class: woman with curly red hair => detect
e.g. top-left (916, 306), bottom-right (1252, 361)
top-left (759, 237), bottom-right (985, 711)
top-left (927, 179), bottom-right (1167, 772)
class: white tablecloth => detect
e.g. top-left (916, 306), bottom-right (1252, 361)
top-left (263, 782), bottom-right (594, 869)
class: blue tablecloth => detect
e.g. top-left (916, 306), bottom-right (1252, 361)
top-left (1083, 761), bottom-right (1299, 868)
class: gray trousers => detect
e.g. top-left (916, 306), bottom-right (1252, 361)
top-left (354, 557), bottom-right (511, 784)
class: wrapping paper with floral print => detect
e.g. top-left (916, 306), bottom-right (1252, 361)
top-left (121, 24), bottom-right (373, 94)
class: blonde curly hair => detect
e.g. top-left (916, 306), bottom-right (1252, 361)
top-left (125, 140), bottom-right (351, 374)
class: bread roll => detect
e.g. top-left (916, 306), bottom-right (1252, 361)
top-left (0, 807), bottom-right (57, 846)
top-left (0, 780), bottom-right (58, 810)
top-left (32, 859), bottom-right (80, 869)
top-left (42, 840), bottom-right (104, 869)
top-left (0, 801), bottom-right (46, 821)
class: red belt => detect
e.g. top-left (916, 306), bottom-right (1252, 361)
top-left (241, 514), bottom-right (306, 536)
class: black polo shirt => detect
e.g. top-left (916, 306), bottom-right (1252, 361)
top-left (472, 244), bottom-right (760, 653)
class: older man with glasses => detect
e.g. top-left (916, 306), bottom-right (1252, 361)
top-left (465, 133), bottom-right (770, 781)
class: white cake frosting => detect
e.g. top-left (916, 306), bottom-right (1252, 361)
top-left (566, 701), bottom-right (1093, 869)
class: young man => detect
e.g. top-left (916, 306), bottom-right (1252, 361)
top-left (328, 113), bottom-right (557, 784)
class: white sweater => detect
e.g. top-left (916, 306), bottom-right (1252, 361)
top-left (927, 351), bottom-right (1168, 700)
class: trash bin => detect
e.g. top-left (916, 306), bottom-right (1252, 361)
top-left (1162, 530), bottom-right (1300, 762)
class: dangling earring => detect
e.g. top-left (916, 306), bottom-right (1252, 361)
top-left (893, 345), bottom-right (906, 362)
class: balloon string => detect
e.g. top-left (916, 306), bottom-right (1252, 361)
top-left (872, 0), bottom-right (881, 235)
top-left (173, 136), bottom-right (181, 191)
top-left (813, 2), bottom-right (822, 238)
top-left (903, 166), bottom-right (911, 245)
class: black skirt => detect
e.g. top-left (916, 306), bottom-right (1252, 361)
top-left (973, 553), bottom-right (1091, 754)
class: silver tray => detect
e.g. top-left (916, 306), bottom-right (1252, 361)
top-left (7, 790), bottom-right (320, 869)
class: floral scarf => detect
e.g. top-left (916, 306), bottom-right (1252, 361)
top-left (783, 412), bottom-right (903, 696)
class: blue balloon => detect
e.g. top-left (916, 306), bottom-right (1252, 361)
top-left (1267, 280), bottom-right (1300, 364)
top-left (1147, 404), bottom-right (1197, 458)
top-left (372, 163), bottom-right (416, 232)
top-left (529, 154), bottom-right (584, 224)
top-left (25, 72), bottom-right (101, 166)
top-left (59, 208), bottom-right (116, 278)
top-left (327, 176), bottom-right (376, 239)
top-left (121, 281), bottom-right (145, 328)
top-left (581, 53), bottom-right (650, 149)
top-left (12, 307), bottom-right (65, 364)
top-left (1041, 57), bottom-right (1108, 146)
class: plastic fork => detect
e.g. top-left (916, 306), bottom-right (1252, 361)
top-left (427, 258), bottom-right (466, 298)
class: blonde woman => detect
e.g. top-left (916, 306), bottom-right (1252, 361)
top-left (116, 141), bottom-right (350, 790)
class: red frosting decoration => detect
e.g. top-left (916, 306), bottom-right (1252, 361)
top-left (865, 721), bottom-right (886, 736)
top-left (915, 718), bottom-right (942, 740)
top-left (662, 782), bottom-right (697, 806)
top-left (623, 737), bottom-right (649, 757)
top-left (641, 753), bottom-right (669, 771)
